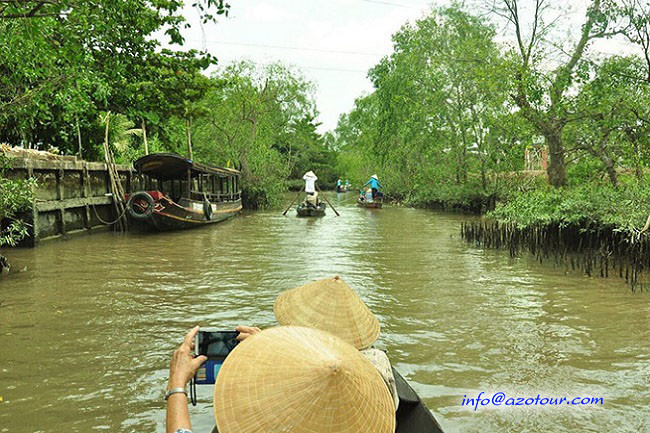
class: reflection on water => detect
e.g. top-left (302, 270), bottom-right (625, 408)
top-left (1, 192), bottom-right (649, 432)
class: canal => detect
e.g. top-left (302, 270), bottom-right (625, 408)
top-left (1, 193), bottom-right (648, 433)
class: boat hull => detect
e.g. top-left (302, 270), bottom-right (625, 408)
top-left (357, 198), bottom-right (383, 208)
top-left (296, 203), bottom-right (326, 217)
top-left (393, 368), bottom-right (444, 433)
top-left (128, 197), bottom-right (242, 232)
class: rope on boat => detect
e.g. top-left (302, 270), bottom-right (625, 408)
top-left (83, 167), bottom-right (129, 227)
top-left (90, 198), bottom-right (129, 226)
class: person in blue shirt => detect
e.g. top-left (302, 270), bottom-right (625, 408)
top-left (336, 178), bottom-right (342, 192)
top-left (364, 174), bottom-right (383, 199)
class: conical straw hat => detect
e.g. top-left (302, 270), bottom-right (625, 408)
top-left (273, 276), bottom-right (380, 349)
top-left (214, 326), bottom-right (396, 433)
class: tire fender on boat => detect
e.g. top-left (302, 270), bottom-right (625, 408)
top-left (127, 191), bottom-right (155, 220)
top-left (203, 200), bottom-right (213, 220)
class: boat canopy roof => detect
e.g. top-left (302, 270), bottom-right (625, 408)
top-left (133, 153), bottom-right (240, 180)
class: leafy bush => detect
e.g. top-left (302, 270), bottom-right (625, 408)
top-left (0, 153), bottom-right (36, 247)
top-left (565, 158), bottom-right (605, 187)
top-left (488, 176), bottom-right (650, 231)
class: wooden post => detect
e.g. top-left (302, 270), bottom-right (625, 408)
top-left (58, 169), bottom-right (66, 235)
top-left (82, 163), bottom-right (91, 230)
top-left (56, 169), bottom-right (64, 200)
top-left (187, 168), bottom-right (191, 198)
top-left (102, 111), bottom-right (128, 232)
top-left (27, 166), bottom-right (39, 246)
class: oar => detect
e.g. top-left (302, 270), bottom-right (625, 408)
top-left (316, 184), bottom-right (340, 216)
top-left (282, 187), bottom-right (304, 216)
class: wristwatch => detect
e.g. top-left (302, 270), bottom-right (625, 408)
top-left (165, 387), bottom-right (187, 400)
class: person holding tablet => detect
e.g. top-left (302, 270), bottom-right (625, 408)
top-left (165, 325), bottom-right (394, 433)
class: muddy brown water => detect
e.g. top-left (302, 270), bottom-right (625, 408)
top-left (1, 193), bottom-right (649, 433)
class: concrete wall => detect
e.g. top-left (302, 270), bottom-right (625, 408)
top-left (7, 157), bottom-right (144, 246)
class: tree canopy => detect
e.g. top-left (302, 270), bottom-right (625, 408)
top-left (334, 1), bottom-right (650, 209)
top-left (0, 0), bottom-right (226, 152)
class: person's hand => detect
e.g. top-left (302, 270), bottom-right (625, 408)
top-left (168, 326), bottom-right (207, 390)
top-left (236, 325), bottom-right (261, 341)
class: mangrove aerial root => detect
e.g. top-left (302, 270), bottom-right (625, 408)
top-left (460, 220), bottom-right (647, 291)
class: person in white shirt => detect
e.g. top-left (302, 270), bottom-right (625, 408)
top-left (303, 170), bottom-right (319, 207)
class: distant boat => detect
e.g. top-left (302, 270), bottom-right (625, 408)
top-left (125, 153), bottom-right (242, 231)
top-left (296, 202), bottom-right (326, 217)
top-left (357, 197), bottom-right (383, 208)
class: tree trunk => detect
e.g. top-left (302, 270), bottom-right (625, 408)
top-left (186, 118), bottom-right (193, 160)
top-left (480, 159), bottom-right (487, 191)
top-left (75, 115), bottom-right (82, 158)
top-left (459, 129), bottom-right (468, 183)
top-left (594, 131), bottom-right (618, 188)
top-left (142, 119), bottom-right (149, 155)
top-left (633, 141), bottom-right (643, 182)
top-left (239, 150), bottom-right (252, 181)
top-left (601, 154), bottom-right (618, 187)
top-left (543, 130), bottom-right (567, 187)
top-left (240, 119), bottom-right (257, 182)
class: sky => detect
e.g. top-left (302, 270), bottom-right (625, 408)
top-left (168, 0), bottom-right (640, 133)
top-left (169, 0), bottom-right (435, 132)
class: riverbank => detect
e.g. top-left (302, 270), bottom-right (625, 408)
top-left (286, 178), bottom-right (337, 191)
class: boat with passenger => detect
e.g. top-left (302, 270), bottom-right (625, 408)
top-left (358, 197), bottom-right (383, 208)
top-left (296, 202), bottom-right (326, 217)
top-left (357, 190), bottom-right (383, 208)
top-left (125, 153), bottom-right (242, 231)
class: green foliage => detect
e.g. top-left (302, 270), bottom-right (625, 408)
top-left (0, 1), bottom-right (227, 154)
top-left (0, 153), bottom-right (36, 247)
top-left (190, 61), bottom-right (328, 208)
top-left (98, 112), bottom-right (144, 164)
top-left (565, 158), bottom-right (604, 187)
top-left (488, 176), bottom-right (650, 231)
top-left (333, 2), bottom-right (650, 229)
top-left (0, 1), bottom-right (333, 208)
top-left (564, 56), bottom-right (650, 187)
top-left (286, 117), bottom-right (338, 189)
top-left (334, 5), bottom-right (523, 205)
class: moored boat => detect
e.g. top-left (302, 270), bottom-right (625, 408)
top-left (357, 197), bottom-right (383, 208)
top-left (125, 153), bottom-right (242, 231)
top-left (296, 202), bottom-right (326, 217)
top-left (208, 368), bottom-right (444, 433)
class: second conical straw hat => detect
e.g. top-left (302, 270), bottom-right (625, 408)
top-left (214, 326), bottom-right (396, 433)
top-left (273, 276), bottom-right (380, 349)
